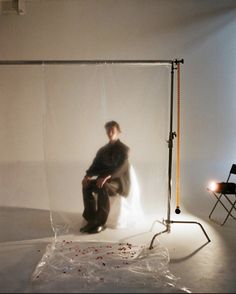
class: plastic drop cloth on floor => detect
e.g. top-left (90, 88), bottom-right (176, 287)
top-left (26, 238), bottom-right (192, 293)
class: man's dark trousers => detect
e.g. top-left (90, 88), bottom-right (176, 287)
top-left (82, 179), bottom-right (120, 226)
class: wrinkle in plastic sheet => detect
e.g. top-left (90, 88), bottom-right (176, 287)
top-left (26, 64), bottom-right (191, 293)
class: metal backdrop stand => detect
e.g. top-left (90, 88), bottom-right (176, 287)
top-left (149, 59), bottom-right (211, 249)
top-left (0, 58), bottom-right (211, 248)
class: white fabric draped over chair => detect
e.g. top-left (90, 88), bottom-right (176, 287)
top-left (106, 165), bottom-right (144, 229)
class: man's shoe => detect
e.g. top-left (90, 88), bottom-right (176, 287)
top-left (80, 222), bottom-right (96, 233)
top-left (88, 225), bottom-right (106, 234)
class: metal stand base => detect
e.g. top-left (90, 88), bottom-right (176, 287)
top-left (149, 219), bottom-right (211, 249)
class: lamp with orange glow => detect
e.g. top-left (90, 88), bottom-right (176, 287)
top-left (207, 181), bottom-right (236, 193)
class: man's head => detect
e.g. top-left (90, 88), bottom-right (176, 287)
top-left (104, 121), bottom-right (121, 143)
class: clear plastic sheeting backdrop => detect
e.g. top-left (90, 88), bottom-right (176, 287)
top-left (1, 63), bottom-right (192, 293)
top-left (42, 64), bottom-right (170, 237)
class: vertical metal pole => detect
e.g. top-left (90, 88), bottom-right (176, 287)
top-left (149, 59), bottom-right (211, 249)
top-left (167, 61), bottom-right (175, 225)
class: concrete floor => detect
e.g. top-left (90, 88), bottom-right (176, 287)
top-left (0, 206), bottom-right (236, 293)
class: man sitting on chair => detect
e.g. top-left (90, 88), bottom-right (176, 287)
top-left (80, 120), bottom-right (130, 234)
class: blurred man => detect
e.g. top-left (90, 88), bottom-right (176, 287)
top-left (80, 121), bottom-right (130, 234)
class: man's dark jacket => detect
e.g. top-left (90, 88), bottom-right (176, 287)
top-left (86, 139), bottom-right (130, 197)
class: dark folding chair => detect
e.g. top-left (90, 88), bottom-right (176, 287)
top-left (208, 164), bottom-right (236, 225)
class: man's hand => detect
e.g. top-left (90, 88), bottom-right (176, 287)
top-left (96, 175), bottom-right (111, 189)
top-left (82, 175), bottom-right (92, 188)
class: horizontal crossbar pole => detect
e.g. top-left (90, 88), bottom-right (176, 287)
top-left (0, 59), bottom-right (174, 65)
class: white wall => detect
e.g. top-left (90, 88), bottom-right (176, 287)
top-left (0, 0), bottom-right (236, 219)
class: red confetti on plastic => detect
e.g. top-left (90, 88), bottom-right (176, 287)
top-left (96, 256), bottom-right (103, 260)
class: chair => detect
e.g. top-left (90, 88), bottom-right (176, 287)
top-left (208, 164), bottom-right (236, 225)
